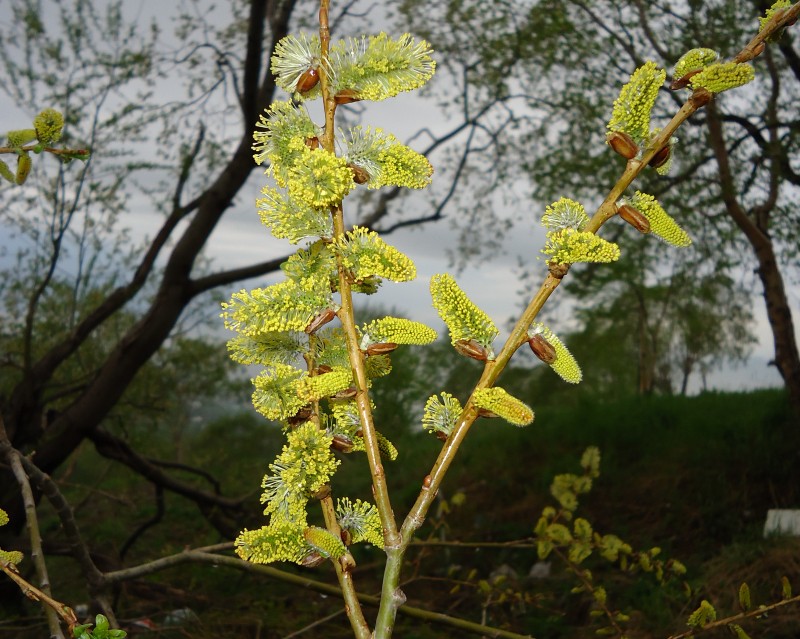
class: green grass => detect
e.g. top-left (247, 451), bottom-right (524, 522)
top-left (5, 389), bottom-right (799, 638)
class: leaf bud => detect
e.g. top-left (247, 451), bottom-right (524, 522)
top-left (334, 89), bottom-right (361, 104)
top-left (606, 131), bottom-right (638, 159)
top-left (422, 474), bottom-right (433, 489)
top-left (528, 334), bottom-right (557, 364)
top-left (296, 66), bottom-right (320, 94)
top-left (365, 342), bottom-right (398, 355)
top-left (617, 203), bottom-right (651, 234)
top-left (454, 339), bottom-right (489, 361)
top-left (305, 308), bottom-right (336, 334)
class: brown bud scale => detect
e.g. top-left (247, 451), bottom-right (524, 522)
top-left (287, 406), bottom-right (313, 426)
top-left (305, 308), bottom-right (337, 334)
top-left (349, 163), bottom-right (370, 184)
top-left (606, 131), bottom-right (638, 160)
top-left (334, 89), bottom-right (361, 104)
top-left (617, 204), bottom-right (651, 234)
top-left (648, 145), bottom-right (671, 169)
top-left (689, 88), bottom-right (712, 109)
top-left (669, 69), bottom-right (701, 90)
top-left (454, 339), bottom-right (488, 361)
top-left (548, 262), bottom-right (570, 279)
top-left (331, 387), bottom-right (358, 400)
top-left (305, 136), bottom-right (320, 150)
top-left (311, 484), bottom-right (331, 500)
top-left (528, 334), bottom-right (557, 364)
top-left (365, 342), bottom-right (398, 355)
top-left (296, 67), bottom-right (320, 94)
top-left (331, 434), bottom-right (354, 453)
top-left (300, 552), bottom-right (326, 568)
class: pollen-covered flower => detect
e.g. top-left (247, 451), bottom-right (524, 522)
top-left (343, 126), bottom-right (433, 189)
top-left (251, 363), bottom-right (308, 421)
top-left (690, 62), bottom-right (755, 94)
top-left (607, 61), bottom-right (666, 144)
top-left (271, 33), bottom-right (322, 98)
top-left (336, 498), bottom-right (384, 548)
top-left (430, 273), bottom-right (498, 355)
top-left (221, 279), bottom-right (331, 336)
top-left (33, 108), bottom-right (64, 145)
top-left (281, 242), bottom-right (338, 293)
top-left (257, 187), bottom-right (334, 243)
top-left (334, 226), bottom-right (416, 282)
top-left (296, 366), bottom-right (353, 402)
top-left (275, 421), bottom-right (339, 497)
top-left (235, 518), bottom-right (307, 564)
top-left (673, 48), bottom-right (719, 80)
top-left (304, 526), bottom-right (347, 559)
top-left (625, 191), bottom-right (691, 247)
top-left (227, 331), bottom-right (307, 366)
top-left (371, 143), bottom-right (433, 189)
top-left (252, 101), bottom-right (321, 183)
top-left (422, 392), bottom-right (463, 437)
top-left (472, 387), bottom-right (534, 426)
top-left (528, 323), bottom-right (582, 384)
top-left (542, 228), bottom-right (621, 265)
top-left (329, 33), bottom-right (435, 102)
top-left (0, 509), bottom-right (23, 566)
top-left (760, 1), bottom-right (792, 31)
top-left (288, 147), bottom-right (356, 208)
top-left (7, 129), bottom-right (37, 147)
top-left (541, 197), bottom-right (589, 232)
top-left (360, 317), bottom-right (437, 348)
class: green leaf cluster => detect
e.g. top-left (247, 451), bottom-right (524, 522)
top-left (72, 615), bottom-right (126, 639)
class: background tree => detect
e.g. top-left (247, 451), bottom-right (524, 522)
top-left (399, 0), bottom-right (800, 414)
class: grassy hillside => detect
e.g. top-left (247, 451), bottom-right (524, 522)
top-left (3, 389), bottom-right (799, 638)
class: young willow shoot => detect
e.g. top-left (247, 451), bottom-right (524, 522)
top-left (220, 2), bottom-right (796, 638)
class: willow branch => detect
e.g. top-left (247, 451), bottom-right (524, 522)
top-left (666, 593), bottom-right (800, 639)
top-left (380, 13), bottom-right (794, 636)
top-left (102, 547), bottom-right (533, 639)
top-left (0, 416), bottom-right (65, 638)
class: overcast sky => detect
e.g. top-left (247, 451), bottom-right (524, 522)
top-left (0, 0), bottom-right (794, 393)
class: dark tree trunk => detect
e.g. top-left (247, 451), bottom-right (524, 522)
top-left (706, 102), bottom-right (800, 417)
